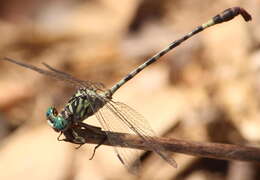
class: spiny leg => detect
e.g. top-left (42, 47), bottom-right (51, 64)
top-left (89, 136), bottom-right (107, 160)
top-left (108, 7), bottom-right (252, 96)
top-left (75, 143), bottom-right (84, 149)
top-left (57, 132), bottom-right (64, 141)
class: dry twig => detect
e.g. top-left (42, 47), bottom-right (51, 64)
top-left (62, 123), bottom-right (260, 163)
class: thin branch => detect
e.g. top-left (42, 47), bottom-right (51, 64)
top-left (62, 124), bottom-right (260, 163)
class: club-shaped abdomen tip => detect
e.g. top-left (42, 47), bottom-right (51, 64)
top-left (231, 7), bottom-right (252, 22)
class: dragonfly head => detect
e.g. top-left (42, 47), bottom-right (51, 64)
top-left (46, 107), bottom-right (68, 132)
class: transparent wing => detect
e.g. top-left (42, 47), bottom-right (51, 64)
top-left (95, 100), bottom-right (177, 171)
top-left (95, 103), bottom-right (142, 174)
top-left (3, 57), bottom-right (105, 91)
top-left (110, 101), bottom-right (177, 167)
top-left (42, 62), bottom-right (105, 91)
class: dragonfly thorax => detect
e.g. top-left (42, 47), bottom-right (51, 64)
top-left (63, 88), bottom-right (107, 121)
top-left (46, 107), bottom-right (69, 132)
top-left (46, 88), bottom-right (107, 132)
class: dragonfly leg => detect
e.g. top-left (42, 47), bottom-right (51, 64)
top-left (75, 143), bottom-right (84, 149)
top-left (89, 135), bottom-right (107, 160)
top-left (57, 132), bottom-right (64, 141)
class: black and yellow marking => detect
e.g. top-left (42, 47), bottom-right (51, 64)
top-left (60, 88), bottom-right (107, 123)
top-left (0, 6), bottom-right (252, 169)
top-left (109, 7), bottom-right (251, 96)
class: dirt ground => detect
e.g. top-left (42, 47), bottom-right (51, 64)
top-left (0, 0), bottom-right (259, 179)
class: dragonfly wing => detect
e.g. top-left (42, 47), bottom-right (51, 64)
top-left (102, 101), bottom-right (177, 168)
top-left (42, 62), bottom-right (105, 91)
top-left (94, 105), bottom-right (142, 174)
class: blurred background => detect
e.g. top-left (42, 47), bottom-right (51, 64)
top-left (0, 0), bottom-right (259, 179)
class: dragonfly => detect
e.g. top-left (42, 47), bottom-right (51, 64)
top-left (2, 7), bottom-right (251, 172)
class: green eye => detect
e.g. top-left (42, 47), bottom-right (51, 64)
top-left (52, 108), bottom-right (58, 116)
top-left (46, 107), bottom-right (57, 123)
top-left (46, 107), bottom-right (52, 117)
top-left (46, 107), bottom-right (68, 131)
top-left (46, 107), bottom-right (57, 117)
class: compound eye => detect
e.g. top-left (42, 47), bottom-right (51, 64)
top-left (52, 107), bottom-right (58, 116)
top-left (46, 106), bottom-right (58, 120)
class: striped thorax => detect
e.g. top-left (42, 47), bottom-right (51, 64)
top-left (46, 88), bottom-right (107, 132)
